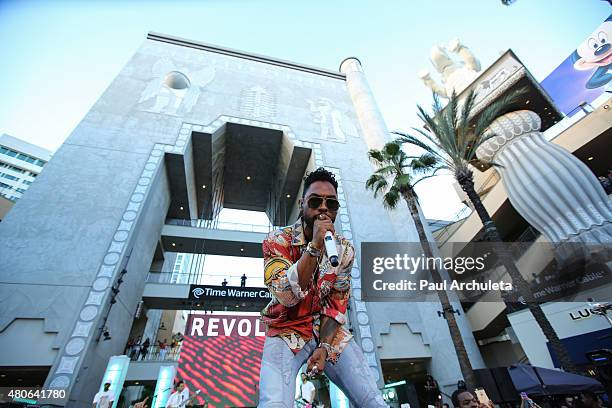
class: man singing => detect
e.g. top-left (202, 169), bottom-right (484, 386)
top-left (258, 168), bottom-right (386, 407)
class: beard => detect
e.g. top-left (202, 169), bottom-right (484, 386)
top-left (302, 212), bottom-right (315, 230)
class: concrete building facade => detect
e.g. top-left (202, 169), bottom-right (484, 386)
top-left (0, 33), bottom-right (484, 406)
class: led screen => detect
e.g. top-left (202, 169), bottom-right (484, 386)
top-left (177, 314), bottom-right (265, 408)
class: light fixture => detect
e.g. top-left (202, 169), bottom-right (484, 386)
top-left (171, 242), bottom-right (176, 247)
top-left (17, 378), bottom-right (23, 382)
top-left (0, 374), bottom-right (6, 378)
top-left (202, 185), bottom-right (206, 189)
top-left (246, 176), bottom-right (251, 181)
top-left (240, 247), bottom-right (245, 252)
top-left (525, 100), bottom-right (530, 105)
top-left (286, 194), bottom-right (291, 198)
top-left (179, 206), bottom-right (184, 210)
top-left (135, 382), bottom-right (139, 385)
top-left (544, 107), bottom-right (548, 110)
top-left (587, 156), bottom-right (594, 161)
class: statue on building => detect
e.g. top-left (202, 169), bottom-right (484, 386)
top-left (138, 57), bottom-right (216, 116)
top-left (418, 38), bottom-right (482, 98)
top-left (308, 97), bottom-right (359, 142)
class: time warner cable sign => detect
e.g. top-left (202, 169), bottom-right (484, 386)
top-left (189, 285), bottom-right (273, 301)
top-left (360, 242), bottom-right (611, 303)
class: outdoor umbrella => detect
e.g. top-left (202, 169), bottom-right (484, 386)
top-left (508, 364), bottom-right (604, 396)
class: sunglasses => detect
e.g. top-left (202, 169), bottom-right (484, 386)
top-left (306, 196), bottom-right (340, 211)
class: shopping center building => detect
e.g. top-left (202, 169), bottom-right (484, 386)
top-left (0, 33), bottom-right (489, 407)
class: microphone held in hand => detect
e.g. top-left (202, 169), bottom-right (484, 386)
top-left (324, 231), bottom-right (339, 267)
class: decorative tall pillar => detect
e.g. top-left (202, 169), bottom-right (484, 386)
top-left (340, 57), bottom-right (389, 150)
top-left (476, 110), bottom-right (612, 259)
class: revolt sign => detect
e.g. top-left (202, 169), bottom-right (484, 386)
top-left (178, 314), bottom-right (265, 408)
top-left (188, 315), bottom-right (266, 337)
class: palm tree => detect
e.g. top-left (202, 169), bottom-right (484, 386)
top-left (396, 90), bottom-right (579, 373)
top-left (366, 141), bottom-right (477, 388)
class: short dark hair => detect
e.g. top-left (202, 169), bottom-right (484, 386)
top-left (176, 380), bottom-right (184, 388)
top-left (452, 389), bottom-right (473, 408)
top-left (302, 167), bottom-right (338, 197)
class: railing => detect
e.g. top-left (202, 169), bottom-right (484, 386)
top-left (432, 206), bottom-right (473, 245)
top-left (166, 218), bottom-right (274, 233)
top-left (146, 271), bottom-right (265, 288)
top-left (126, 344), bottom-right (183, 362)
top-left (147, 271), bottom-right (204, 285)
top-left (461, 226), bottom-right (541, 303)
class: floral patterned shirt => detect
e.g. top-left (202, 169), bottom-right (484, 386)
top-left (261, 220), bottom-right (354, 363)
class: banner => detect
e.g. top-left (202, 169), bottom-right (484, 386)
top-left (541, 14), bottom-right (612, 115)
top-left (177, 314), bottom-right (265, 408)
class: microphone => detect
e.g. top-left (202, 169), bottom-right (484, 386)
top-left (324, 231), bottom-right (339, 267)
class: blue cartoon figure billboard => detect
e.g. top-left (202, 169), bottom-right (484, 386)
top-left (541, 14), bottom-right (612, 115)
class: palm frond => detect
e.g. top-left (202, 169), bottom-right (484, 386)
top-left (374, 164), bottom-right (397, 178)
top-left (383, 141), bottom-right (401, 157)
top-left (365, 174), bottom-right (389, 198)
top-left (368, 149), bottom-right (386, 165)
top-left (473, 87), bottom-right (528, 137)
top-left (382, 186), bottom-right (401, 210)
top-left (411, 153), bottom-right (439, 173)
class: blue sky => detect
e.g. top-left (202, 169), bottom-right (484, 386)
top-left (0, 0), bottom-right (609, 220)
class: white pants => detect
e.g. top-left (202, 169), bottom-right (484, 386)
top-left (258, 336), bottom-right (387, 407)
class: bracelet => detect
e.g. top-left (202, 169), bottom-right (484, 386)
top-left (317, 342), bottom-right (333, 355)
top-left (305, 242), bottom-right (322, 258)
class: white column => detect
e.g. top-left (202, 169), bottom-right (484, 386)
top-left (340, 58), bottom-right (390, 151)
top-left (476, 110), bottom-right (612, 258)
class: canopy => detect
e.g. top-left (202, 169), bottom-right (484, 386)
top-left (508, 364), bottom-right (604, 396)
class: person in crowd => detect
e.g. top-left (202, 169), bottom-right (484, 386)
top-left (598, 176), bottom-right (612, 194)
top-left (297, 373), bottom-right (316, 408)
top-left (131, 336), bottom-right (142, 360)
top-left (133, 396), bottom-right (149, 408)
top-left (158, 338), bottom-right (168, 360)
top-left (222, 278), bottom-right (228, 287)
top-left (140, 338), bottom-right (150, 360)
top-left (125, 337), bottom-right (134, 355)
top-left (425, 374), bottom-right (441, 407)
top-left (92, 382), bottom-right (114, 408)
top-left (241, 273), bottom-right (247, 287)
top-left (165, 380), bottom-right (191, 408)
top-left (518, 392), bottom-right (541, 408)
top-left (580, 392), bottom-right (603, 408)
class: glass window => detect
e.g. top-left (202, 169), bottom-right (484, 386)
top-left (0, 172), bottom-right (19, 181)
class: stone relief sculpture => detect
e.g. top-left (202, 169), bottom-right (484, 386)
top-left (239, 85), bottom-right (277, 119)
top-left (138, 57), bottom-right (216, 115)
top-left (419, 38), bottom-right (482, 98)
top-left (308, 97), bottom-right (359, 142)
